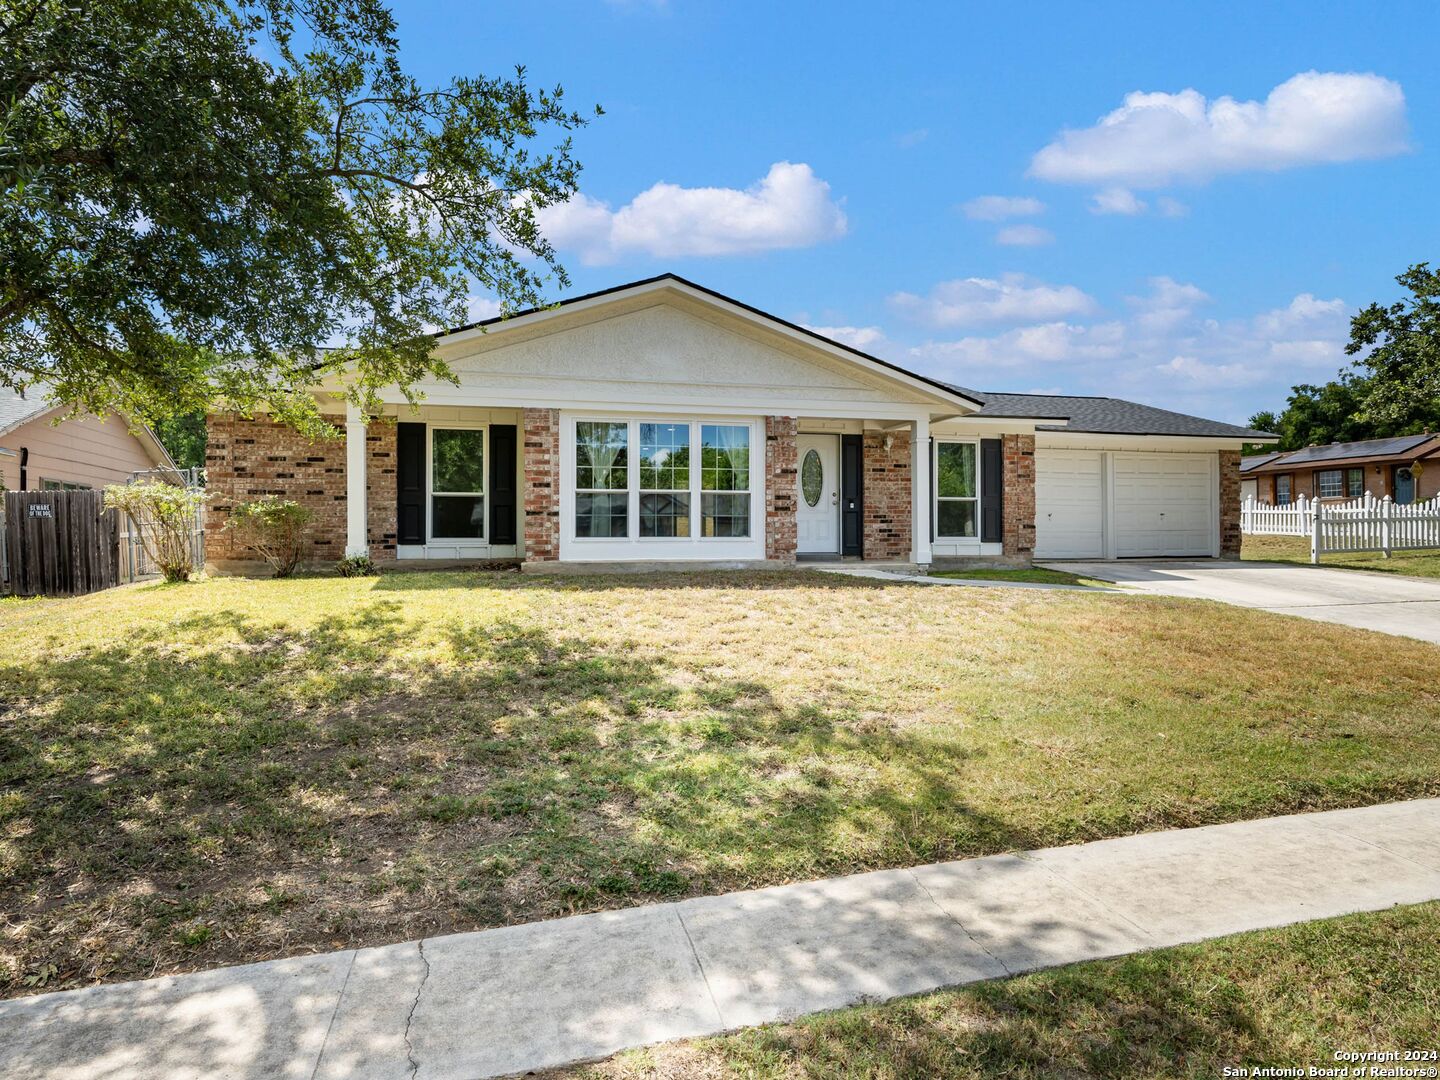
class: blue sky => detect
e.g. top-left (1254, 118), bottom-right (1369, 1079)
top-left (398, 0), bottom-right (1439, 423)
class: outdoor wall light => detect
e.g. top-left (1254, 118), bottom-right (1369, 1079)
top-left (883, 433), bottom-right (895, 450)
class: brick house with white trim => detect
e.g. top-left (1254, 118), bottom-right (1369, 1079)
top-left (205, 275), bottom-right (1273, 571)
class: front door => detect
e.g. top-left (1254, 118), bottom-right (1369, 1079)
top-left (796, 434), bottom-right (840, 554)
top-left (1395, 466), bottom-right (1416, 505)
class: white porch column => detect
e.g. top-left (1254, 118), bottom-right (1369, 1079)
top-left (911, 414), bottom-right (931, 567)
top-left (344, 403), bottom-right (369, 557)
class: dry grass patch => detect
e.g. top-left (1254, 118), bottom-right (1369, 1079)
top-left (1, 570), bottom-right (1437, 996)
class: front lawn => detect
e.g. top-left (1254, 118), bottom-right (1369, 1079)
top-left (1243, 533), bottom-right (1440, 578)
top-left (560, 901), bottom-right (1440, 1079)
top-left (2, 570), bottom-right (1438, 996)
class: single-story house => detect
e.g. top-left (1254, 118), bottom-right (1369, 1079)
top-left (203, 274), bottom-right (1274, 571)
top-left (0, 385), bottom-right (176, 493)
top-left (1241, 433), bottom-right (1440, 506)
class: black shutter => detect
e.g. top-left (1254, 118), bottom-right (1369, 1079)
top-left (841, 434), bottom-right (862, 556)
top-left (980, 438), bottom-right (1003, 544)
top-left (396, 422), bottom-right (426, 545)
top-left (489, 424), bottom-right (517, 545)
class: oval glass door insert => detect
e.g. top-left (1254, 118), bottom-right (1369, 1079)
top-left (801, 448), bottom-right (823, 507)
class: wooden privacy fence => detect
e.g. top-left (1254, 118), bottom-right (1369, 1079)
top-left (2, 490), bottom-right (121, 596)
top-left (1241, 493), bottom-right (1440, 563)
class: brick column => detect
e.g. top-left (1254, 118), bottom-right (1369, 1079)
top-left (366, 422), bottom-right (397, 561)
top-left (1219, 450), bottom-right (1241, 558)
top-left (862, 430), bottom-right (912, 560)
top-left (522, 408), bottom-right (561, 562)
top-left (765, 416), bottom-right (798, 563)
top-left (1001, 433), bottom-right (1035, 560)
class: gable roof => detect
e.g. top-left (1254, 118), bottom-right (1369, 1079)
top-left (0, 384), bottom-right (177, 471)
top-left (947, 387), bottom-right (1278, 440)
top-left (437, 273), bottom-right (992, 412)
top-left (1248, 433), bottom-right (1438, 472)
top-left (0, 384), bottom-right (58, 439)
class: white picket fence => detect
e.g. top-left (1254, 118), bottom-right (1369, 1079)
top-left (1241, 493), bottom-right (1440, 563)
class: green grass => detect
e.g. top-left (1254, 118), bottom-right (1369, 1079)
top-left (931, 567), bottom-right (1114, 588)
top-left (1, 570), bottom-right (1438, 996)
top-left (559, 902), bottom-right (1440, 1079)
top-left (1243, 533), bottom-right (1440, 578)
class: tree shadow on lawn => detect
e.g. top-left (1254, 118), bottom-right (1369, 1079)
top-left (0, 586), bottom-right (1030, 996)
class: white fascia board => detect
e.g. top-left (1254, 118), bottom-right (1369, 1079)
top-left (1035, 431), bottom-right (1269, 452)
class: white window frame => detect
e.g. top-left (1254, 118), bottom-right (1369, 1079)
top-left (1316, 468), bottom-right (1344, 499)
top-left (560, 413), bottom-right (764, 562)
top-left (40, 478), bottom-right (91, 491)
top-left (574, 419), bottom-right (633, 540)
top-left (1275, 474), bottom-right (1292, 505)
top-left (637, 420), bottom-right (694, 540)
top-left (426, 422), bottom-right (488, 543)
top-left (933, 437), bottom-right (981, 540)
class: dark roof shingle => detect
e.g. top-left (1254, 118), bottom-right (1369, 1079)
top-left (945, 386), bottom-right (1276, 440)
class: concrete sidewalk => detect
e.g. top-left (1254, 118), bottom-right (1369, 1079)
top-left (4, 800), bottom-right (1439, 1080)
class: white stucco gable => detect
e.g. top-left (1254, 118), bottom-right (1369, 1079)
top-left (416, 275), bottom-right (980, 420)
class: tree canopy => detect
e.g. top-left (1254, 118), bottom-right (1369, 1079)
top-left (1248, 264), bottom-right (1440, 452)
top-left (1347, 262), bottom-right (1440, 430)
top-left (2, 0), bottom-right (597, 435)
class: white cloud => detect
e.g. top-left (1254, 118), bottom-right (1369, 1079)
top-left (1089, 187), bottom-right (1147, 215)
top-left (901, 277), bottom-right (1350, 421)
top-left (463, 295), bottom-right (503, 323)
top-left (1029, 71), bottom-right (1408, 188)
top-left (961, 195), bottom-right (1046, 221)
top-left (889, 274), bottom-right (1096, 329)
top-left (803, 324), bottom-right (887, 351)
top-left (1156, 196), bottom-right (1189, 217)
top-left (535, 162), bottom-right (847, 265)
top-left (895, 128), bottom-right (929, 149)
top-left (995, 224), bottom-right (1054, 246)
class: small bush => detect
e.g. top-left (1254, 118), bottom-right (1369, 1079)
top-left (225, 497), bottom-right (312, 577)
top-left (336, 553), bottom-right (378, 577)
top-left (103, 481), bottom-right (208, 583)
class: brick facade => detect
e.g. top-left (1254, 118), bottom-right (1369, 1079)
top-left (1218, 449), bottom-right (1241, 558)
top-left (1001, 433), bottom-right (1036, 560)
top-left (862, 430), bottom-right (912, 561)
top-left (522, 407), bottom-right (561, 562)
top-left (765, 416), bottom-right (798, 563)
top-left (204, 413), bottom-right (396, 565)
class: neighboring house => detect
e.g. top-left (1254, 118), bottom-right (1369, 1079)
top-left (0, 385), bottom-right (176, 493)
top-left (1241, 434), bottom-right (1440, 506)
top-left (204, 275), bottom-right (1274, 571)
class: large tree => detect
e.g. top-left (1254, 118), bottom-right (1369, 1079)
top-left (1, 0), bottom-right (597, 434)
top-left (1348, 263), bottom-right (1440, 432)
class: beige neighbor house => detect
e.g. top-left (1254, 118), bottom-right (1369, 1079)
top-left (0, 385), bottom-right (176, 494)
top-left (204, 275), bottom-right (1274, 572)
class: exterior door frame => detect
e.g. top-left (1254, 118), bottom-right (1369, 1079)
top-left (796, 433), bottom-right (842, 555)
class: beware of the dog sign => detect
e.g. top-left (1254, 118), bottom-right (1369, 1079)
top-left (28, 503), bottom-right (54, 518)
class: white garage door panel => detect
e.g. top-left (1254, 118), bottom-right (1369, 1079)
top-left (1113, 453), bottom-right (1214, 557)
top-left (1035, 450), bottom-right (1104, 558)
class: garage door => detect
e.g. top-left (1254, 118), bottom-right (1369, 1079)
top-left (1112, 453), bottom-right (1215, 557)
top-left (1035, 449), bottom-right (1104, 558)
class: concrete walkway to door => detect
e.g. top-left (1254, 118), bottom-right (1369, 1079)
top-left (4, 799), bottom-right (1439, 1080)
top-left (1043, 559), bottom-right (1440, 644)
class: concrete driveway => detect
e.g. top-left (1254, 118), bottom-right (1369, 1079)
top-left (1044, 559), bottom-right (1440, 645)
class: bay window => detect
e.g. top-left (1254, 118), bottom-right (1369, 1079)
top-left (430, 428), bottom-right (485, 539)
top-left (935, 440), bottom-right (978, 538)
top-left (569, 418), bottom-right (755, 547)
top-left (575, 421), bottom-right (629, 537)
